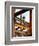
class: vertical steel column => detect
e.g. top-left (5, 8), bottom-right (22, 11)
top-left (12, 8), bottom-right (15, 37)
top-left (30, 9), bottom-right (32, 35)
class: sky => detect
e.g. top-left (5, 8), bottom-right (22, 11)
top-left (16, 9), bottom-right (30, 23)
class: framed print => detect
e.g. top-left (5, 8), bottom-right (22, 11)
top-left (5, 2), bottom-right (38, 45)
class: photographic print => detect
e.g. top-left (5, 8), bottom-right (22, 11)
top-left (11, 7), bottom-right (33, 37)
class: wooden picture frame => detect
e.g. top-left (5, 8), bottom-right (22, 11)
top-left (5, 2), bottom-right (38, 45)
